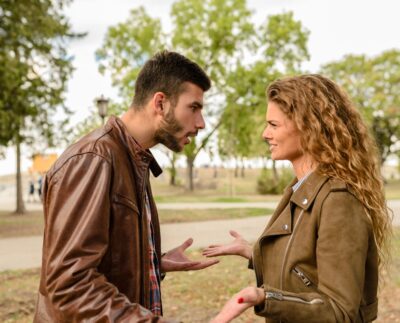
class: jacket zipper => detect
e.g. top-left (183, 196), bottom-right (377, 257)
top-left (266, 291), bottom-right (323, 305)
top-left (292, 267), bottom-right (312, 287)
top-left (280, 209), bottom-right (305, 290)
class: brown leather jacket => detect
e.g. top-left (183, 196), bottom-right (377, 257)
top-left (252, 172), bottom-right (378, 323)
top-left (34, 116), bottom-right (173, 322)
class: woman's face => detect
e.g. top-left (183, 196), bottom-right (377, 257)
top-left (262, 101), bottom-right (303, 163)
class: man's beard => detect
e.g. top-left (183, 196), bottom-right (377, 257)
top-left (154, 108), bottom-right (184, 152)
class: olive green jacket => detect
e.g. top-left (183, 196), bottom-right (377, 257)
top-left (252, 172), bottom-right (378, 322)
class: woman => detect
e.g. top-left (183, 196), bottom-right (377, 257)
top-left (204, 74), bottom-right (392, 323)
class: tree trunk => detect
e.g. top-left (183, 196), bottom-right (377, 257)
top-left (186, 157), bottom-right (194, 191)
top-left (241, 157), bottom-right (245, 178)
top-left (15, 133), bottom-right (26, 214)
top-left (228, 167), bottom-right (235, 197)
top-left (272, 160), bottom-right (279, 185)
top-left (168, 153), bottom-right (177, 186)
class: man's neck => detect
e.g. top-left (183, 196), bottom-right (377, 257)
top-left (120, 108), bottom-right (155, 149)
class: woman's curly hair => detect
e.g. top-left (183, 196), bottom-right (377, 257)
top-left (267, 74), bottom-right (392, 268)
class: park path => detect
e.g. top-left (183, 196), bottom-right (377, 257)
top-left (1, 188), bottom-right (399, 271)
top-left (0, 215), bottom-right (272, 271)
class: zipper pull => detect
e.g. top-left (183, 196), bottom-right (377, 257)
top-left (292, 267), bottom-right (312, 287)
top-left (265, 291), bottom-right (284, 301)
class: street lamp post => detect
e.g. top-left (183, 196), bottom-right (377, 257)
top-left (96, 94), bottom-right (109, 125)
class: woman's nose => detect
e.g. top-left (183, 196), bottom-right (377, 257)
top-left (262, 126), bottom-right (271, 141)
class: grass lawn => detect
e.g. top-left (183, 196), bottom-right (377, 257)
top-left (159, 208), bottom-right (273, 223)
top-left (0, 208), bottom-right (273, 239)
top-left (0, 211), bottom-right (44, 239)
top-left (385, 179), bottom-right (400, 200)
top-left (1, 230), bottom-right (399, 322)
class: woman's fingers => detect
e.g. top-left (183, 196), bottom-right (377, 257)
top-left (229, 230), bottom-right (242, 238)
top-left (202, 248), bottom-right (224, 257)
top-left (206, 244), bottom-right (223, 248)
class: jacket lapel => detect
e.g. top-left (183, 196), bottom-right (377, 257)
top-left (259, 178), bottom-right (297, 238)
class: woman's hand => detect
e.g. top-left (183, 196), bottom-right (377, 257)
top-left (202, 230), bottom-right (252, 259)
top-left (210, 286), bottom-right (265, 323)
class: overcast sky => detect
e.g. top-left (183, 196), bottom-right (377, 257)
top-left (1, 0), bottom-right (399, 175)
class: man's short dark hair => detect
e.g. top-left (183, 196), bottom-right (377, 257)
top-left (132, 50), bottom-right (211, 108)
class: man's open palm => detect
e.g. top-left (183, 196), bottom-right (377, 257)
top-left (161, 238), bottom-right (219, 272)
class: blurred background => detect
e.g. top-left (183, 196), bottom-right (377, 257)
top-left (0, 0), bottom-right (399, 321)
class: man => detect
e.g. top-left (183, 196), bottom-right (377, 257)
top-left (34, 51), bottom-right (218, 322)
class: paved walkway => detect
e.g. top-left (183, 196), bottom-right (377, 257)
top-left (1, 182), bottom-right (399, 271)
top-left (0, 215), bottom-right (272, 271)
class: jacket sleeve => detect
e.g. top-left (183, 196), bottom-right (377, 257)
top-left (255, 191), bottom-right (372, 322)
top-left (42, 153), bottom-right (173, 323)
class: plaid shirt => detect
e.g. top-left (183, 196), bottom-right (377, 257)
top-left (144, 192), bottom-right (162, 315)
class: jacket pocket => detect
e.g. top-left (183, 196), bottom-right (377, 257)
top-left (112, 193), bottom-right (139, 213)
top-left (292, 266), bottom-right (315, 287)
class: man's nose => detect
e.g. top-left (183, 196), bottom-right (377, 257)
top-left (196, 112), bottom-right (205, 129)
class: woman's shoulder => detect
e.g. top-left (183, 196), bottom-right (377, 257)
top-left (312, 175), bottom-right (365, 215)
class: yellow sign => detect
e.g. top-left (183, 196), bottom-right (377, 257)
top-left (30, 154), bottom-right (58, 173)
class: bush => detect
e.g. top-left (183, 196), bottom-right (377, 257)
top-left (257, 167), bottom-right (294, 194)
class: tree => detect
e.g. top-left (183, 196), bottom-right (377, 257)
top-left (0, 0), bottom-right (81, 213)
top-left (321, 49), bottom-right (400, 165)
top-left (218, 11), bottom-right (310, 184)
top-left (96, 7), bottom-right (166, 101)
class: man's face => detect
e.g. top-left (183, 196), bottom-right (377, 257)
top-left (155, 82), bottom-right (205, 152)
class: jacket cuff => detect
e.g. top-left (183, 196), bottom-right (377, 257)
top-left (160, 253), bottom-right (166, 281)
top-left (248, 256), bottom-right (254, 269)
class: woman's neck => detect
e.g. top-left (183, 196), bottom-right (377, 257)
top-left (292, 155), bottom-right (317, 179)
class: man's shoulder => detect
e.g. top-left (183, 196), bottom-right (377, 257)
top-left (48, 127), bottom-right (123, 178)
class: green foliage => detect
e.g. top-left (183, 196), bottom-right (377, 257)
top-left (0, 0), bottom-right (81, 150)
top-left (321, 50), bottom-right (400, 164)
top-left (257, 167), bottom-right (293, 195)
top-left (171, 0), bottom-right (255, 84)
top-left (218, 12), bottom-right (310, 161)
top-left (259, 11), bottom-right (310, 74)
top-left (95, 7), bottom-right (165, 100)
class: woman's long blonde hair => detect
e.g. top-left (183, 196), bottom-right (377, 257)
top-left (267, 74), bottom-right (392, 267)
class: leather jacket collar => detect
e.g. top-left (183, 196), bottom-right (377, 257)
top-left (105, 116), bottom-right (162, 177)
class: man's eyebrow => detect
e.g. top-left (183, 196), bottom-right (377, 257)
top-left (190, 101), bottom-right (203, 109)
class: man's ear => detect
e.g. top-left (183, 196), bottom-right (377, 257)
top-left (153, 92), bottom-right (166, 116)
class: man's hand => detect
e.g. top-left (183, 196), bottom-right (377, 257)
top-left (161, 238), bottom-right (219, 272)
top-left (210, 286), bottom-right (265, 323)
top-left (202, 230), bottom-right (252, 260)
